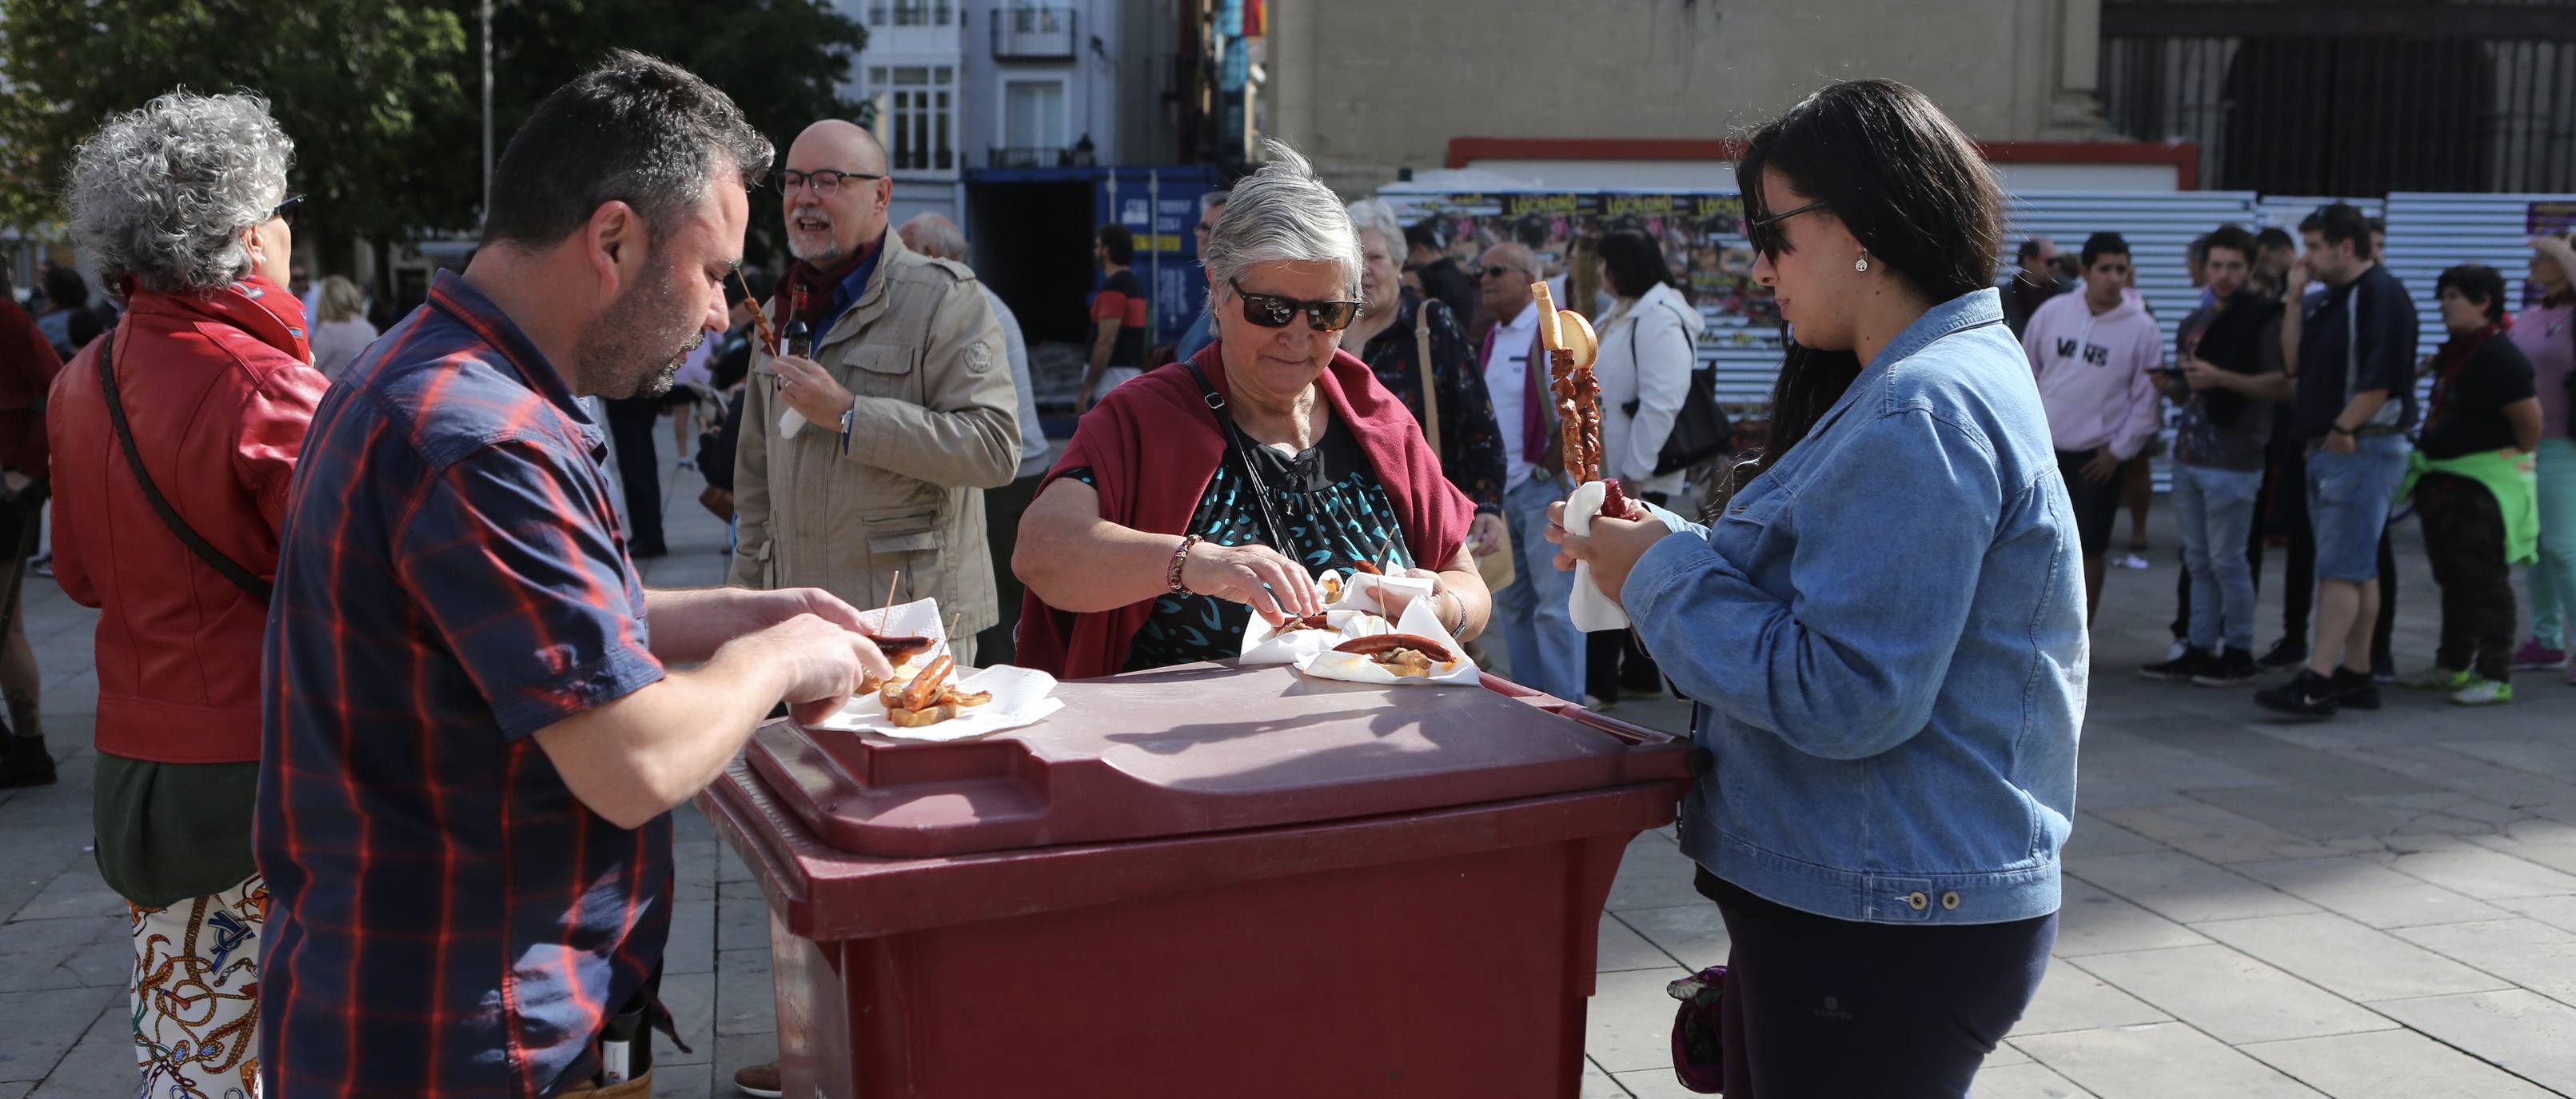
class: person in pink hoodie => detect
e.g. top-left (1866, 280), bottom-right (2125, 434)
top-left (2024, 231), bottom-right (2164, 617)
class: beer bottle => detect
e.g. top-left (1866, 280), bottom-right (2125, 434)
top-left (783, 285), bottom-right (812, 359)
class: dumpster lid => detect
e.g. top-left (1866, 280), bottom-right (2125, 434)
top-left (745, 661), bottom-right (1689, 860)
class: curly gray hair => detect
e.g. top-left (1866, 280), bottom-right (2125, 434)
top-left (1201, 140), bottom-right (1362, 303)
top-left (1343, 198), bottom-right (1406, 259)
top-left (69, 91), bottom-right (293, 297)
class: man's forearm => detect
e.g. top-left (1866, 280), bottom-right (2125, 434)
top-left (532, 639), bottom-right (793, 830)
top-left (2333, 390), bottom-right (2389, 432)
top-left (1084, 332), bottom-right (1115, 387)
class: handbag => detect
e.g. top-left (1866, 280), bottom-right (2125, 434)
top-left (96, 325), bottom-right (274, 601)
top-left (1619, 301), bottom-right (1733, 477)
top-left (1412, 300), bottom-right (1516, 590)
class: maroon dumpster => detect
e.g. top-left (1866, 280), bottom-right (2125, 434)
top-left (696, 661), bottom-right (1693, 1098)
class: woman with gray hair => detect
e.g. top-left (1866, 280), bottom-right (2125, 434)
top-left (1341, 198), bottom-right (1508, 546)
top-left (1014, 142), bottom-right (1489, 676)
top-left (45, 90), bottom-right (324, 1099)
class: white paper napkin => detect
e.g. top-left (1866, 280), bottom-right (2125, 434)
top-left (856, 596), bottom-right (949, 678)
top-left (1294, 599), bottom-right (1480, 686)
top-left (1312, 565), bottom-right (1435, 617)
top-left (1563, 480), bottom-right (1631, 632)
top-left (809, 664), bottom-right (1064, 742)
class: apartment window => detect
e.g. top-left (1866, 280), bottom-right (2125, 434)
top-left (870, 65), bottom-right (956, 174)
top-left (872, 1), bottom-right (950, 26)
top-left (1003, 80), bottom-right (1067, 163)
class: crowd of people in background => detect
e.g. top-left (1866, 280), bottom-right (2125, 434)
top-left (2009, 204), bottom-right (2574, 713)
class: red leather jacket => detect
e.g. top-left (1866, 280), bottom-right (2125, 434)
top-left (49, 278), bottom-right (325, 763)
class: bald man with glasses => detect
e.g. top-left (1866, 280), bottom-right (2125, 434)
top-left (730, 119), bottom-right (1018, 661)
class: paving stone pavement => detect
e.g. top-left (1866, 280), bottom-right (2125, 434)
top-left (6, 448), bottom-right (2575, 1097)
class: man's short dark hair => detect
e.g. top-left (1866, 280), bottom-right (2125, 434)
top-left (2299, 203), bottom-right (2373, 258)
top-left (2204, 225), bottom-right (2257, 266)
top-left (1096, 223), bottom-right (1134, 266)
top-left (2080, 232), bottom-right (2130, 269)
top-left (481, 50), bottom-right (775, 250)
top-left (42, 266), bottom-right (86, 310)
top-left (2017, 238), bottom-right (2047, 262)
top-left (2436, 263), bottom-right (2508, 322)
top-left (2255, 227), bottom-right (2295, 254)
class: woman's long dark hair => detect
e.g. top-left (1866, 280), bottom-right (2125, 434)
top-left (1598, 228), bottom-right (1677, 299)
top-left (1733, 79), bottom-right (2004, 493)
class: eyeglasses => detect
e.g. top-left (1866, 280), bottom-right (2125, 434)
top-left (1745, 198), bottom-right (1828, 256)
top-left (776, 169), bottom-right (885, 196)
top-left (1230, 278), bottom-right (1362, 333)
top-left (1477, 265), bottom-right (1523, 281)
top-left (271, 194), bottom-right (304, 228)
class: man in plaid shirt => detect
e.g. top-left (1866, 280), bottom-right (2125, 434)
top-left (258, 54), bottom-right (894, 1097)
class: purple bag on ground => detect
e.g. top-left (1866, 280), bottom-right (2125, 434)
top-left (1667, 964), bottom-right (1727, 1093)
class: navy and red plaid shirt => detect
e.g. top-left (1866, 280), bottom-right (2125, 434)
top-left (259, 271), bottom-right (671, 1097)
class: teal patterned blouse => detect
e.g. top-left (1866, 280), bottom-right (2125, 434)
top-left (1064, 418), bottom-right (1416, 672)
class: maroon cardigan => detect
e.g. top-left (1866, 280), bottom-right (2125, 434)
top-left (1017, 342), bottom-right (1473, 679)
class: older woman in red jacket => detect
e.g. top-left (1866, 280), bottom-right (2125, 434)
top-left (47, 91), bottom-right (322, 1099)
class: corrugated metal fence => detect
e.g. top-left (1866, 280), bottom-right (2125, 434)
top-left (1380, 186), bottom-right (2573, 490)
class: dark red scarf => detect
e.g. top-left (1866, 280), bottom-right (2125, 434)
top-left (772, 233), bottom-right (882, 329)
top-left (1015, 342), bottom-right (1475, 680)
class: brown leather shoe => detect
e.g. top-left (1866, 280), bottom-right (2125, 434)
top-left (732, 1060), bottom-right (782, 1098)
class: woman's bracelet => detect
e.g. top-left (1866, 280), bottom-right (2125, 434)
top-left (1167, 534), bottom-right (1202, 593)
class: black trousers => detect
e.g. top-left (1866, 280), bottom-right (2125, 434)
top-left (605, 397), bottom-right (666, 553)
top-left (2418, 474), bottom-right (2515, 681)
top-left (976, 472), bottom-right (1047, 664)
top-left (2268, 442), bottom-right (2318, 645)
top-left (1700, 869), bottom-right (2054, 1099)
top-left (1587, 493), bottom-right (1669, 700)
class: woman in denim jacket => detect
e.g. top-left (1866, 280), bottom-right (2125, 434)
top-left (1554, 80), bottom-right (2086, 1097)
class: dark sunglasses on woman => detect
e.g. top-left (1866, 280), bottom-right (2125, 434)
top-left (1231, 278), bottom-right (1362, 333)
top-left (272, 194), bottom-right (304, 228)
top-left (1744, 198), bottom-right (1828, 258)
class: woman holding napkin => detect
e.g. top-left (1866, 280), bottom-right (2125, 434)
top-left (1549, 80), bottom-right (2084, 1097)
top-left (1015, 142), bottom-right (1486, 677)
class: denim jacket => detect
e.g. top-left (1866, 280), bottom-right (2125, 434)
top-left (1624, 287), bottom-right (2087, 925)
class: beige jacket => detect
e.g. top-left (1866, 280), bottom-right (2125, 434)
top-left (730, 231), bottom-right (1019, 636)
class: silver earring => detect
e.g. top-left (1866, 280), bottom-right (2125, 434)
top-left (1855, 254), bottom-right (1870, 274)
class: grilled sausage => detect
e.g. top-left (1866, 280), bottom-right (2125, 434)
top-left (1330, 633), bottom-right (1456, 663)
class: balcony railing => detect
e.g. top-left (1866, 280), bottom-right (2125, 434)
top-left (992, 5), bottom-right (1076, 60)
top-left (988, 146), bottom-right (1082, 169)
top-left (869, 1), bottom-right (953, 26)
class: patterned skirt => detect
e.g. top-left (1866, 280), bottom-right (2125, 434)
top-left (130, 873), bottom-right (267, 1098)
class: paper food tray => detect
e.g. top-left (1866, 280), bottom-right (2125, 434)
top-left (1294, 599), bottom-right (1480, 686)
top-left (810, 663), bottom-right (1064, 742)
top-left (1239, 606), bottom-right (1398, 666)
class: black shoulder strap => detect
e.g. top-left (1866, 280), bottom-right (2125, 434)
top-left (96, 325), bottom-right (274, 602)
top-left (1181, 359), bottom-right (1293, 550)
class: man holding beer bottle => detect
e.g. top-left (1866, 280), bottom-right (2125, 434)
top-left (730, 118), bottom-right (1018, 662)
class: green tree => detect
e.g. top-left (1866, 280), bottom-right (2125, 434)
top-left (0, 0), bottom-right (472, 243)
top-left (450, 0), bottom-right (869, 266)
top-left (0, 0), bottom-right (866, 270)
